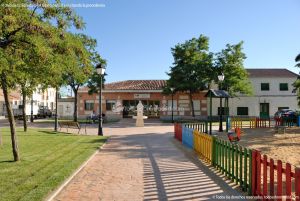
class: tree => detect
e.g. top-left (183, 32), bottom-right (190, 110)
top-left (62, 34), bottom-right (98, 122)
top-left (214, 42), bottom-right (253, 96)
top-left (0, 0), bottom-right (84, 161)
top-left (293, 54), bottom-right (300, 106)
top-left (166, 35), bottom-right (213, 117)
top-left (87, 59), bottom-right (107, 95)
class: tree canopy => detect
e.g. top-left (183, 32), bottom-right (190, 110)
top-left (0, 0), bottom-right (97, 161)
top-left (166, 34), bottom-right (252, 116)
top-left (293, 54), bottom-right (300, 106)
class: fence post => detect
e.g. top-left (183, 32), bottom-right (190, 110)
top-left (248, 149), bottom-right (252, 195)
top-left (212, 136), bottom-right (216, 166)
top-left (251, 150), bottom-right (257, 195)
top-left (286, 163), bottom-right (292, 201)
top-left (295, 168), bottom-right (300, 201)
top-left (277, 160), bottom-right (283, 200)
top-left (226, 116), bottom-right (231, 132)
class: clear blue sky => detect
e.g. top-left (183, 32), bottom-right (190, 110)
top-left (69, 0), bottom-right (300, 83)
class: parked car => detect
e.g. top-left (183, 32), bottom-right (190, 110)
top-left (12, 105), bottom-right (39, 120)
top-left (37, 106), bottom-right (52, 118)
top-left (274, 109), bottom-right (296, 119)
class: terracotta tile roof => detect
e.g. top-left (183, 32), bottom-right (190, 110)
top-left (78, 69), bottom-right (298, 92)
top-left (247, 69), bottom-right (298, 78)
top-left (0, 91), bottom-right (20, 100)
top-left (104, 80), bottom-right (167, 90)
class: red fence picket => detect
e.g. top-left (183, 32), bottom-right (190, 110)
top-left (275, 117), bottom-right (283, 127)
top-left (255, 118), bottom-right (271, 128)
top-left (174, 123), bottom-right (182, 142)
top-left (252, 149), bottom-right (300, 200)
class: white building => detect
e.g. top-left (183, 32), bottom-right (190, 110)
top-left (0, 91), bottom-right (21, 116)
top-left (211, 69), bottom-right (299, 117)
top-left (57, 97), bottom-right (75, 118)
top-left (1, 87), bottom-right (56, 115)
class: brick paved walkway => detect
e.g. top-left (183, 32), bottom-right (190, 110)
top-left (52, 120), bottom-right (243, 201)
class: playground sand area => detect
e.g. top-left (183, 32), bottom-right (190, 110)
top-left (216, 127), bottom-right (300, 168)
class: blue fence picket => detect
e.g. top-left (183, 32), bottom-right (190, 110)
top-left (182, 125), bottom-right (194, 149)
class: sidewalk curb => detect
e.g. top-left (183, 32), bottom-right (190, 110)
top-left (45, 138), bottom-right (110, 201)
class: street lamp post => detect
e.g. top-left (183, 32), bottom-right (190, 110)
top-left (30, 94), bottom-right (34, 123)
top-left (96, 64), bottom-right (106, 136)
top-left (218, 73), bottom-right (225, 132)
top-left (170, 87), bottom-right (175, 123)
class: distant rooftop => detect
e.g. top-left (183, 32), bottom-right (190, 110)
top-left (78, 69), bottom-right (298, 92)
top-left (104, 80), bottom-right (167, 90)
top-left (247, 68), bottom-right (298, 77)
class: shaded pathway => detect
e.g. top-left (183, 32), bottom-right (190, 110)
top-left (52, 120), bottom-right (243, 201)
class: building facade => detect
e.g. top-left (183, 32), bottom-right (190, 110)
top-left (77, 69), bottom-right (299, 120)
top-left (1, 87), bottom-right (56, 117)
top-left (57, 97), bottom-right (75, 118)
top-left (78, 80), bottom-right (208, 120)
top-left (0, 91), bottom-right (21, 117)
top-left (211, 69), bottom-right (298, 117)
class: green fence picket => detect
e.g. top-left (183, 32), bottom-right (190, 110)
top-left (239, 146), bottom-right (243, 187)
top-left (244, 148), bottom-right (248, 191)
top-left (231, 144), bottom-right (235, 182)
top-left (248, 149), bottom-right (252, 195)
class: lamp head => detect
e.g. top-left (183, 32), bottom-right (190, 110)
top-left (218, 73), bottom-right (225, 81)
top-left (96, 63), bottom-right (106, 75)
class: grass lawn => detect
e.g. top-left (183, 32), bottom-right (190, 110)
top-left (0, 128), bottom-right (107, 201)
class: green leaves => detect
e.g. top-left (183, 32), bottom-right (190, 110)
top-left (294, 54), bottom-right (300, 106)
top-left (167, 35), bottom-right (213, 93)
top-left (215, 42), bottom-right (253, 96)
top-left (167, 35), bottom-right (252, 96)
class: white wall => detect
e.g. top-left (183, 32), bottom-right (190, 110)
top-left (210, 76), bottom-right (299, 117)
top-left (57, 101), bottom-right (74, 117)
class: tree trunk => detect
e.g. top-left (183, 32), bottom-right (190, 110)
top-left (189, 91), bottom-right (195, 117)
top-left (1, 73), bottom-right (20, 161)
top-left (73, 89), bottom-right (78, 122)
top-left (21, 88), bottom-right (27, 132)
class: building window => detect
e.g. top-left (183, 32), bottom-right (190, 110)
top-left (237, 107), bottom-right (248, 116)
top-left (279, 83), bottom-right (288, 91)
top-left (261, 83), bottom-right (269, 91)
top-left (106, 100), bottom-right (116, 111)
top-left (278, 107), bottom-right (289, 111)
top-left (218, 107), bottom-right (229, 115)
top-left (84, 100), bottom-right (94, 111)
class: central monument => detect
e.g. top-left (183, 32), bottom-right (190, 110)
top-left (132, 100), bottom-right (148, 127)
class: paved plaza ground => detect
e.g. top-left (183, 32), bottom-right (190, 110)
top-left (34, 119), bottom-right (241, 201)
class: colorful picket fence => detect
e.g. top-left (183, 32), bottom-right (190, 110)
top-left (228, 117), bottom-right (256, 129)
top-left (227, 116), bottom-right (271, 129)
top-left (173, 123), bottom-right (300, 200)
top-left (174, 123), bottom-right (182, 142)
top-left (182, 126), bottom-right (194, 149)
top-left (214, 138), bottom-right (252, 194)
top-left (193, 129), bottom-right (213, 163)
top-left (184, 122), bottom-right (208, 134)
top-left (255, 117), bottom-right (271, 128)
top-left (275, 117), bottom-right (295, 127)
top-left (252, 150), bottom-right (300, 201)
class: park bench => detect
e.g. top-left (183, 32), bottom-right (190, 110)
top-left (58, 121), bottom-right (85, 134)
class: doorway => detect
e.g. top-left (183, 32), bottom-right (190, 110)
top-left (260, 103), bottom-right (269, 118)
